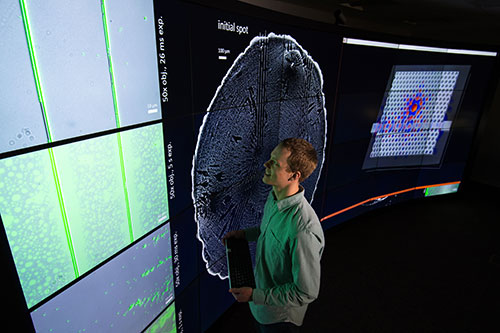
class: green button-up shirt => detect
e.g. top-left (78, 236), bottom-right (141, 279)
top-left (245, 187), bottom-right (324, 326)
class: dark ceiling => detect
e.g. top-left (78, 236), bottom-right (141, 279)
top-left (239, 0), bottom-right (500, 48)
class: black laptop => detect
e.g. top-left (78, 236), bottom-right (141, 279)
top-left (225, 238), bottom-right (256, 289)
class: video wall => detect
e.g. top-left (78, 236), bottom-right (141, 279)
top-left (1, 0), bottom-right (497, 332)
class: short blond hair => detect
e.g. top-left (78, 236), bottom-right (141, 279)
top-left (279, 138), bottom-right (318, 183)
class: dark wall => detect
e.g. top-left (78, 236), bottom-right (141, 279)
top-left (470, 81), bottom-right (500, 188)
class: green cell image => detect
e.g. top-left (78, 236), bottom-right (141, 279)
top-left (0, 150), bottom-right (75, 308)
top-left (52, 133), bottom-right (132, 276)
top-left (0, 123), bottom-right (169, 309)
top-left (121, 123), bottom-right (169, 239)
top-left (144, 302), bottom-right (177, 333)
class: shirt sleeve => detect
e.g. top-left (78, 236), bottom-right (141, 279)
top-left (252, 226), bottom-right (324, 307)
top-left (244, 226), bottom-right (261, 242)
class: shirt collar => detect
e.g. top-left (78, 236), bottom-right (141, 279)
top-left (271, 185), bottom-right (305, 211)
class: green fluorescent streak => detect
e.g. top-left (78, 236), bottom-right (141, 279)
top-left (141, 256), bottom-right (172, 278)
top-left (117, 132), bottom-right (134, 242)
top-left (124, 285), bottom-right (171, 317)
top-left (424, 188), bottom-right (430, 197)
top-left (48, 148), bottom-right (79, 278)
top-left (100, 1), bottom-right (133, 242)
top-left (100, 0), bottom-right (120, 128)
top-left (19, 0), bottom-right (52, 142)
top-left (20, 0), bottom-right (78, 278)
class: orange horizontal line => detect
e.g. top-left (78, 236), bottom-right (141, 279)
top-left (320, 181), bottom-right (460, 222)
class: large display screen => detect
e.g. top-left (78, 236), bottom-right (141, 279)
top-left (1, 0), bottom-right (497, 332)
top-left (1, 0), bottom-right (172, 331)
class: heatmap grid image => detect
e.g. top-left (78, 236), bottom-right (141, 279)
top-left (363, 65), bottom-right (470, 169)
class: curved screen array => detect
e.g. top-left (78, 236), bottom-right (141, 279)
top-left (0, 0), bottom-right (497, 331)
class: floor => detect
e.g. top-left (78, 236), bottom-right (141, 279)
top-left (206, 181), bottom-right (500, 332)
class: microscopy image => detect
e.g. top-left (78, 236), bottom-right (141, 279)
top-left (30, 224), bottom-right (174, 333)
top-left (0, 124), bottom-right (169, 308)
top-left (24, 0), bottom-right (117, 141)
top-left (144, 302), bottom-right (177, 333)
top-left (0, 0), bottom-right (49, 154)
top-left (53, 124), bottom-right (169, 277)
top-left (0, 150), bottom-right (76, 308)
top-left (1, 0), bottom-right (162, 152)
top-left (104, 0), bottom-right (163, 126)
top-left (54, 132), bottom-right (132, 276)
top-left (121, 123), bottom-right (169, 240)
top-left (192, 33), bottom-right (327, 278)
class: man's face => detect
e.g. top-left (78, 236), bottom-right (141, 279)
top-left (262, 145), bottom-right (294, 188)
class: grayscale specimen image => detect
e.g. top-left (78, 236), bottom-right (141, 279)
top-left (192, 33), bottom-right (327, 278)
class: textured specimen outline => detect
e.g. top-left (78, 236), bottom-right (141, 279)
top-left (192, 33), bottom-right (327, 279)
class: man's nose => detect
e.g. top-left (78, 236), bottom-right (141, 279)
top-left (264, 160), bottom-right (270, 168)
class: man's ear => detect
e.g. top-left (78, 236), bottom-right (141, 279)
top-left (292, 171), bottom-right (301, 182)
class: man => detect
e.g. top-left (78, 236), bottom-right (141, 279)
top-left (222, 138), bottom-right (325, 332)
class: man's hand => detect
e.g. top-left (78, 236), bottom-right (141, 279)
top-left (229, 287), bottom-right (253, 302)
top-left (221, 230), bottom-right (245, 246)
